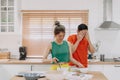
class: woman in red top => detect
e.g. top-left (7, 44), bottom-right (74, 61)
top-left (68, 24), bottom-right (95, 67)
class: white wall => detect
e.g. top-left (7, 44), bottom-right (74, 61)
top-left (0, 34), bottom-right (21, 58)
top-left (95, 30), bottom-right (120, 58)
top-left (112, 0), bottom-right (120, 24)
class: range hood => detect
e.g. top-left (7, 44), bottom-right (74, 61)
top-left (96, 0), bottom-right (120, 30)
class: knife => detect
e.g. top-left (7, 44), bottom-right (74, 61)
top-left (56, 59), bottom-right (61, 69)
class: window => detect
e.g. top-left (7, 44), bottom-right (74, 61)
top-left (22, 10), bottom-right (88, 57)
top-left (0, 0), bottom-right (15, 32)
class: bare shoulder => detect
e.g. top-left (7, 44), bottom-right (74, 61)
top-left (66, 41), bottom-right (72, 47)
top-left (48, 42), bottom-right (52, 50)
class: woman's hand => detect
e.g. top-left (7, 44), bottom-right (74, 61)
top-left (51, 57), bottom-right (59, 63)
top-left (85, 31), bottom-right (95, 53)
top-left (77, 63), bottom-right (85, 68)
top-left (77, 31), bottom-right (85, 41)
top-left (85, 31), bottom-right (90, 41)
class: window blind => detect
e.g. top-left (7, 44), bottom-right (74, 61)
top-left (22, 10), bottom-right (88, 57)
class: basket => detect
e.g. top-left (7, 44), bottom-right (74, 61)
top-left (0, 52), bottom-right (10, 59)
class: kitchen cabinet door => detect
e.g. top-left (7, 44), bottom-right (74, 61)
top-left (0, 65), bottom-right (31, 80)
top-left (0, 0), bottom-right (15, 32)
top-left (114, 65), bottom-right (120, 80)
top-left (88, 65), bottom-right (104, 72)
top-left (103, 65), bottom-right (115, 80)
top-left (32, 65), bottom-right (52, 71)
top-left (103, 65), bottom-right (120, 80)
top-left (0, 65), bottom-right (9, 80)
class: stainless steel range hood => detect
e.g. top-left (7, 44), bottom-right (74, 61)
top-left (97, 21), bottom-right (120, 30)
top-left (96, 0), bottom-right (120, 30)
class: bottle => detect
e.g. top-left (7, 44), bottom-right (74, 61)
top-left (100, 54), bottom-right (105, 61)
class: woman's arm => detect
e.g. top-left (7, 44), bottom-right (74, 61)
top-left (68, 42), bottom-right (85, 68)
top-left (70, 32), bottom-right (85, 53)
top-left (43, 43), bottom-right (58, 63)
top-left (85, 32), bottom-right (95, 54)
top-left (43, 43), bottom-right (51, 59)
top-left (88, 40), bottom-right (95, 53)
top-left (71, 39), bottom-right (81, 53)
top-left (43, 43), bottom-right (52, 63)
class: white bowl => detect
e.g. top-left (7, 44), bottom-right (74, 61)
top-left (79, 68), bottom-right (88, 73)
top-left (70, 67), bottom-right (88, 73)
top-left (46, 71), bottom-right (65, 80)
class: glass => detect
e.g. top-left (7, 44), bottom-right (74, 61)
top-left (0, 0), bottom-right (15, 32)
top-left (8, 0), bottom-right (14, 6)
top-left (1, 7), bottom-right (7, 11)
top-left (1, 22), bottom-right (7, 25)
top-left (8, 7), bottom-right (14, 11)
top-left (1, 12), bottom-right (7, 22)
top-left (1, 26), bottom-right (7, 32)
top-left (8, 26), bottom-right (14, 32)
top-left (8, 22), bottom-right (14, 25)
top-left (8, 12), bottom-right (14, 22)
top-left (93, 41), bottom-right (101, 59)
top-left (1, 0), bottom-right (7, 6)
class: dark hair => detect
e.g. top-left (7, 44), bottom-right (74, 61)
top-left (54, 21), bottom-right (65, 35)
top-left (78, 24), bottom-right (88, 31)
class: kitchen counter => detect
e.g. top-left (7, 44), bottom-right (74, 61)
top-left (0, 59), bottom-right (46, 64)
top-left (89, 61), bottom-right (120, 65)
top-left (89, 59), bottom-right (120, 65)
top-left (11, 71), bottom-right (108, 80)
top-left (0, 59), bottom-right (120, 65)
